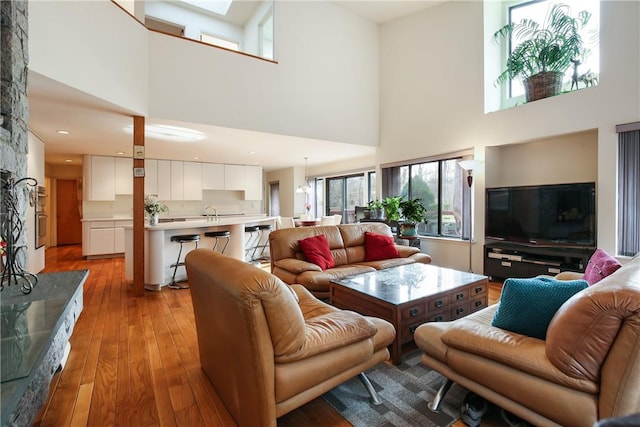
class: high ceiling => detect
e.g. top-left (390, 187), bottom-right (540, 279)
top-left (29, 1), bottom-right (443, 171)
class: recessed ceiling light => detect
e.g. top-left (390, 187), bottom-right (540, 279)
top-left (249, 151), bottom-right (256, 155)
top-left (64, 159), bottom-right (73, 163)
top-left (57, 130), bottom-right (70, 135)
top-left (193, 156), bottom-right (200, 160)
top-left (116, 151), bottom-right (125, 155)
top-left (123, 124), bottom-right (205, 142)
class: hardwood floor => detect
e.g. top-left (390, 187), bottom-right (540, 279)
top-left (35, 245), bottom-right (503, 427)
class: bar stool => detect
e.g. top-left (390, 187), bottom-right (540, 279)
top-left (252, 224), bottom-right (273, 261)
top-left (204, 230), bottom-right (230, 254)
top-left (244, 225), bottom-right (260, 262)
top-left (169, 234), bottom-right (200, 289)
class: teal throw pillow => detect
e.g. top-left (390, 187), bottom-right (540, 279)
top-left (491, 276), bottom-right (588, 340)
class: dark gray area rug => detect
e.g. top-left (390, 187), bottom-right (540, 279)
top-left (322, 350), bottom-right (466, 427)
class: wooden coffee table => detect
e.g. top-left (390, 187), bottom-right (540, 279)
top-left (330, 263), bottom-right (489, 365)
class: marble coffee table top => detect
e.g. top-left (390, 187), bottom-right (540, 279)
top-left (332, 263), bottom-right (488, 305)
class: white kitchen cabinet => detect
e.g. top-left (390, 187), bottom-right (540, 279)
top-left (244, 165), bottom-right (263, 200)
top-left (170, 161), bottom-right (184, 200)
top-left (115, 157), bottom-right (133, 195)
top-left (82, 219), bottom-right (131, 257)
top-left (183, 161), bottom-right (203, 200)
top-left (157, 160), bottom-right (172, 201)
top-left (83, 155), bottom-right (115, 201)
top-left (224, 164), bottom-right (245, 191)
top-left (90, 228), bottom-right (115, 255)
top-left (114, 220), bottom-right (131, 253)
top-left (144, 159), bottom-right (158, 196)
top-left (202, 163), bottom-right (225, 190)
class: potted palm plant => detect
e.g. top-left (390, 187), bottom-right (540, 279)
top-left (494, 3), bottom-right (593, 102)
top-left (399, 198), bottom-right (428, 237)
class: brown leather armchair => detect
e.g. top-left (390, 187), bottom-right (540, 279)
top-left (185, 249), bottom-right (396, 427)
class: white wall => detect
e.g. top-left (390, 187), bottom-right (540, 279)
top-left (147, 1), bottom-right (379, 147)
top-left (28, 0), bottom-right (149, 115)
top-left (380, 1), bottom-right (640, 266)
top-left (486, 130), bottom-right (598, 188)
top-left (29, 1), bottom-right (379, 149)
top-left (27, 132), bottom-right (45, 273)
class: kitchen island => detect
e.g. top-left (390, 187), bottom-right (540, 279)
top-left (124, 215), bottom-right (277, 290)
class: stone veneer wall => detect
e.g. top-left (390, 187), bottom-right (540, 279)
top-left (1, 0), bottom-right (29, 267)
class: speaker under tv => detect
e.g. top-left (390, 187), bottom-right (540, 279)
top-left (485, 182), bottom-right (596, 249)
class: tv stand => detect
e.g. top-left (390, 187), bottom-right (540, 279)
top-left (484, 241), bottom-right (595, 280)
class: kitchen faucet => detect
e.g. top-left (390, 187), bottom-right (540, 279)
top-left (204, 205), bottom-right (218, 222)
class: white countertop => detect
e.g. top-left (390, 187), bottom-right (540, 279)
top-left (123, 215), bottom-right (276, 230)
top-left (81, 216), bottom-right (133, 222)
top-left (83, 213), bottom-right (261, 222)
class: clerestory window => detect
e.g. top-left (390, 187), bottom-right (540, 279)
top-left (496, 0), bottom-right (600, 106)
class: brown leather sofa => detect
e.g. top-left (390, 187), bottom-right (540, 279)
top-left (414, 254), bottom-right (640, 427)
top-left (269, 222), bottom-right (431, 299)
top-left (185, 249), bottom-right (396, 427)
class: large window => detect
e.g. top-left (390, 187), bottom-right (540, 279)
top-left (504, 0), bottom-right (600, 99)
top-left (307, 172), bottom-right (375, 223)
top-left (382, 157), bottom-right (467, 238)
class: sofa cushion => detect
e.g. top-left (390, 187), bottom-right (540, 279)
top-left (364, 231), bottom-right (399, 261)
top-left (583, 249), bottom-right (622, 285)
top-left (492, 276), bottom-right (588, 340)
top-left (298, 234), bottom-right (335, 270)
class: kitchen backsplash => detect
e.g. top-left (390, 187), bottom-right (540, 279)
top-left (82, 190), bottom-right (263, 219)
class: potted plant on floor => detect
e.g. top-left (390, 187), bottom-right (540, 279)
top-left (399, 198), bottom-right (428, 237)
top-left (494, 3), bottom-right (593, 102)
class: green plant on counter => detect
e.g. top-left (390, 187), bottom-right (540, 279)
top-left (144, 195), bottom-right (168, 217)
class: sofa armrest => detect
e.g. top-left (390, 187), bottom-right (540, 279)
top-left (292, 284), bottom-right (339, 319)
top-left (274, 258), bottom-right (322, 274)
top-left (395, 245), bottom-right (432, 264)
top-left (396, 245), bottom-right (420, 257)
top-left (555, 271), bottom-right (584, 281)
top-left (274, 310), bottom-right (378, 363)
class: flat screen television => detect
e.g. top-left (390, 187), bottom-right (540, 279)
top-left (485, 182), bottom-right (596, 248)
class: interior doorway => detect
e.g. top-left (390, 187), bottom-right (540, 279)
top-left (56, 179), bottom-right (82, 245)
top-left (269, 182), bottom-right (280, 216)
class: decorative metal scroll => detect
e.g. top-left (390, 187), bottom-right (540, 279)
top-left (1, 170), bottom-right (38, 294)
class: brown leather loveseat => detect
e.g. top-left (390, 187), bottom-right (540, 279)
top-left (269, 222), bottom-right (431, 299)
top-left (185, 249), bottom-right (396, 427)
top-left (414, 254), bottom-right (640, 426)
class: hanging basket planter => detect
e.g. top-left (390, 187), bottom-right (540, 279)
top-left (523, 71), bottom-right (565, 102)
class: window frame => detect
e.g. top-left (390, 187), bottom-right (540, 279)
top-left (381, 154), bottom-right (470, 239)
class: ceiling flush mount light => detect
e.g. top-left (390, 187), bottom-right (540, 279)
top-left (64, 159), bottom-right (73, 163)
top-left (124, 124), bottom-right (205, 142)
top-left (116, 151), bottom-right (125, 155)
top-left (56, 130), bottom-right (70, 135)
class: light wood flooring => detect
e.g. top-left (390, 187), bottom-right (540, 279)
top-left (34, 245), bottom-right (503, 427)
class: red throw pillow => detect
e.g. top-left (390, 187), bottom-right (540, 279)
top-left (298, 235), bottom-right (335, 270)
top-left (364, 231), bottom-right (399, 262)
top-left (583, 249), bottom-right (622, 285)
